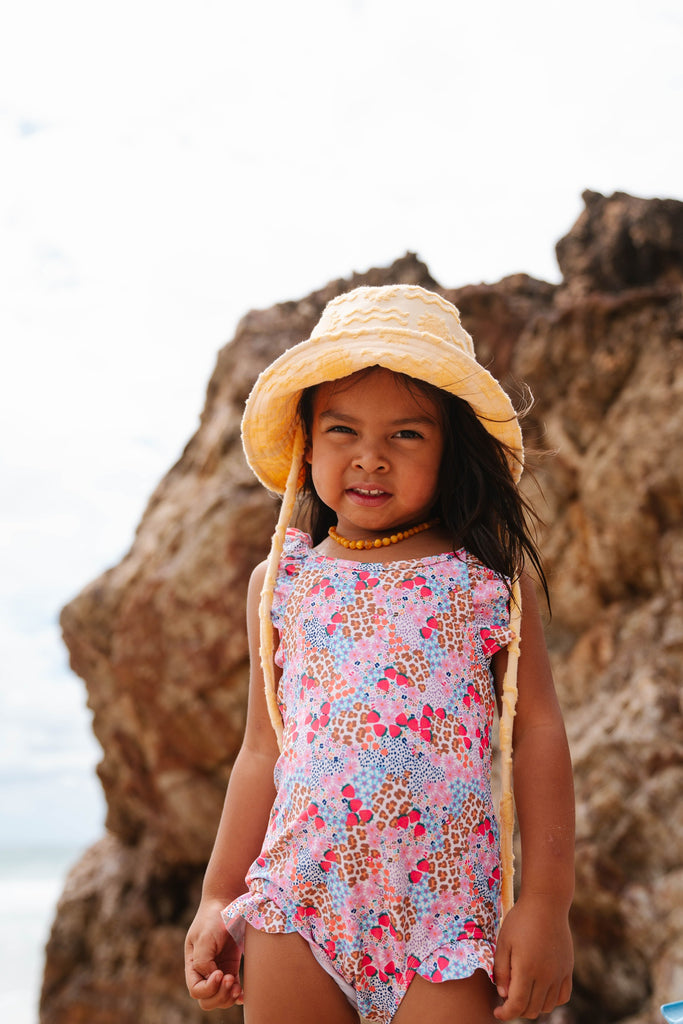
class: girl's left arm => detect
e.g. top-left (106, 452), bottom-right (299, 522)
top-left (492, 573), bottom-right (575, 1022)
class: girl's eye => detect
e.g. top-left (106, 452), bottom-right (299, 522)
top-left (394, 429), bottom-right (423, 439)
top-left (327, 424), bottom-right (355, 434)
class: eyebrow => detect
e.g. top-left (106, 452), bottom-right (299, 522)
top-left (318, 409), bottom-right (438, 426)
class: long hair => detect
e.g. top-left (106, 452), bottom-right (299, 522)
top-left (296, 368), bottom-right (548, 604)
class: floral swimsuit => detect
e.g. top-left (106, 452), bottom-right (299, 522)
top-left (224, 528), bottom-right (514, 1023)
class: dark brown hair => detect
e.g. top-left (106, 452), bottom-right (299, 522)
top-left (296, 367), bottom-right (548, 604)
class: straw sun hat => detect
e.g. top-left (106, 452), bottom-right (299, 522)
top-left (243, 283), bottom-right (524, 916)
top-left (242, 283), bottom-right (524, 494)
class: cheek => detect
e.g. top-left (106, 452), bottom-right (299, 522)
top-left (308, 444), bottom-right (344, 498)
top-left (417, 455), bottom-right (442, 496)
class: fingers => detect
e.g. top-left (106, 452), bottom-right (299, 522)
top-left (198, 972), bottom-right (244, 1010)
top-left (495, 985), bottom-right (538, 1020)
top-left (184, 941), bottom-right (237, 1009)
top-left (493, 936), bottom-right (511, 1009)
top-left (185, 938), bottom-right (244, 1009)
top-left (492, 904), bottom-right (573, 1020)
top-left (494, 976), bottom-right (532, 1021)
top-left (495, 976), bottom-right (572, 1020)
top-left (189, 969), bottom-right (244, 1010)
top-left (557, 973), bottom-right (573, 1008)
top-left (185, 912), bottom-right (245, 1009)
top-left (184, 942), bottom-right (218, 996)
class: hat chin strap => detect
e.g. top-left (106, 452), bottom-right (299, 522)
top-left (259, 429), bottom-right (305, 749)
top-left (258, 437), bottom-right (522, 916)
top-left (499, 577), bottom-right (522, 919)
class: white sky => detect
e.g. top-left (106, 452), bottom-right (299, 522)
top-left (1, 0), bottom-right (682, 850)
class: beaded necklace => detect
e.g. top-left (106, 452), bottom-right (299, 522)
top-left (328, 518), bottom-right (439, 551)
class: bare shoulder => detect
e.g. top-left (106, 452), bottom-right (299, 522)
top-left (245, 559), bottom-right (269, 624)
top-left (517, 570), bottom-right (545, 612)
top-left (517, 571), bottom-right (551, 650)
top-left (243, 556), bottom-right (281, 757)
top-left (492, 571), bottom-right (553, 707)
top-left (248, 558), bottom-right (269, 591)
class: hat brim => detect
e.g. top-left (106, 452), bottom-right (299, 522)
top-left (242, 328), bottom-right (524, 492)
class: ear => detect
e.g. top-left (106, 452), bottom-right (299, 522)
top-left (304, 441), bottom-right (313, 465)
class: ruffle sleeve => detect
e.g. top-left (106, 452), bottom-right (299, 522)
top-left (468, 557), bottom-right (515, 659)
top-left (270, 527), bottom-right (313, 630)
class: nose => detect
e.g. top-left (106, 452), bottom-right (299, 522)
top-left (353, 447), bottom-right (387, 473)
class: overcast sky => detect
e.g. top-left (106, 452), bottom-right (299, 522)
top-left (1, 0), bottom-right (682, 848)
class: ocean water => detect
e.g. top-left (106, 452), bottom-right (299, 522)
top-left (0, 604), bottom-right (107, 1022)
top-left (0, 845), bottom-right (84, 1024)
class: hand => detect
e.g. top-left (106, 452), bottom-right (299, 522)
top-left (185, 898), bottom-right (244, 1010)
top-left (493, 893), bottom-right (573, 1020)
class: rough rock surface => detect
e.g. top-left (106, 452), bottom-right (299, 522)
top-left (43, 192), bottom-right (683, 1024)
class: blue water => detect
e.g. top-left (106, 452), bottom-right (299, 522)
top-left (0, 845), bottom-right (87, 1024)
top-left (0, 612), bottom-right (107, 1021)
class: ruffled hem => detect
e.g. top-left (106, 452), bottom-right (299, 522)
top-left (222, 893), bottom-right (360, 1011)
top-left (271, 528), bottom-right (313, 629)
top-left (222, 891), bottom-right (307, 953)
top-left (223, 892), bottom-right (496, 1023)
top-left (415, 939), bottom-right (495, 986)
top-left (469, 559), bottom-right (515, 660)
top-left (224, 889), bottom-right (342, 943)
top-left (282, 526), bottom-right (313, 556)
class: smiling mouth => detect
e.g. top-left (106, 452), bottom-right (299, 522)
top-left (346, 486), bottom-right (393, 508)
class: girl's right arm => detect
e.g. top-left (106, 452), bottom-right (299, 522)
top-left (184, 559), bottom-right (281, 1011)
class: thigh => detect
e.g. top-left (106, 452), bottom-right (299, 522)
top-left (243, 924), bottom-right (359, 1024)
top-left (394, 967), bottom-right (499, 1024)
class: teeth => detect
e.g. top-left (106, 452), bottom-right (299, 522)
top-left (356, 488), bottom-right (384, 495)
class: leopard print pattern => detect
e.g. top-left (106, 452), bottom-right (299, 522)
top-left (225, 530), bottom-right (514, 1024)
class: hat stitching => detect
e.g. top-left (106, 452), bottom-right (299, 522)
top-left (324, 283), bottom-right (464, 318)
top-left (318, 307), bottom-right (412, 330)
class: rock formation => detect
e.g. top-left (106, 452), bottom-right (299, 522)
top-left (43, 191), bottom-right (683, 1024)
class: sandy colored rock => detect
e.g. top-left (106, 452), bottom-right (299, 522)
top-left (555, 188), bottom-right (683, 297)
top-left (43, 195), bottom-right (683, 1024)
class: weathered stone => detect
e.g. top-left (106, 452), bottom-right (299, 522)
top-left (43, 194), bottom-right (683, 1024)
top-left (556, 188), bottom-right (683, 296)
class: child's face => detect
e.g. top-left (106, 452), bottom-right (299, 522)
top-left (306, 367), bottom-right (444, 538)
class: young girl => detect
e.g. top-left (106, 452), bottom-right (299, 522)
top-left (185, 285), bottom-right (574, 1023)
